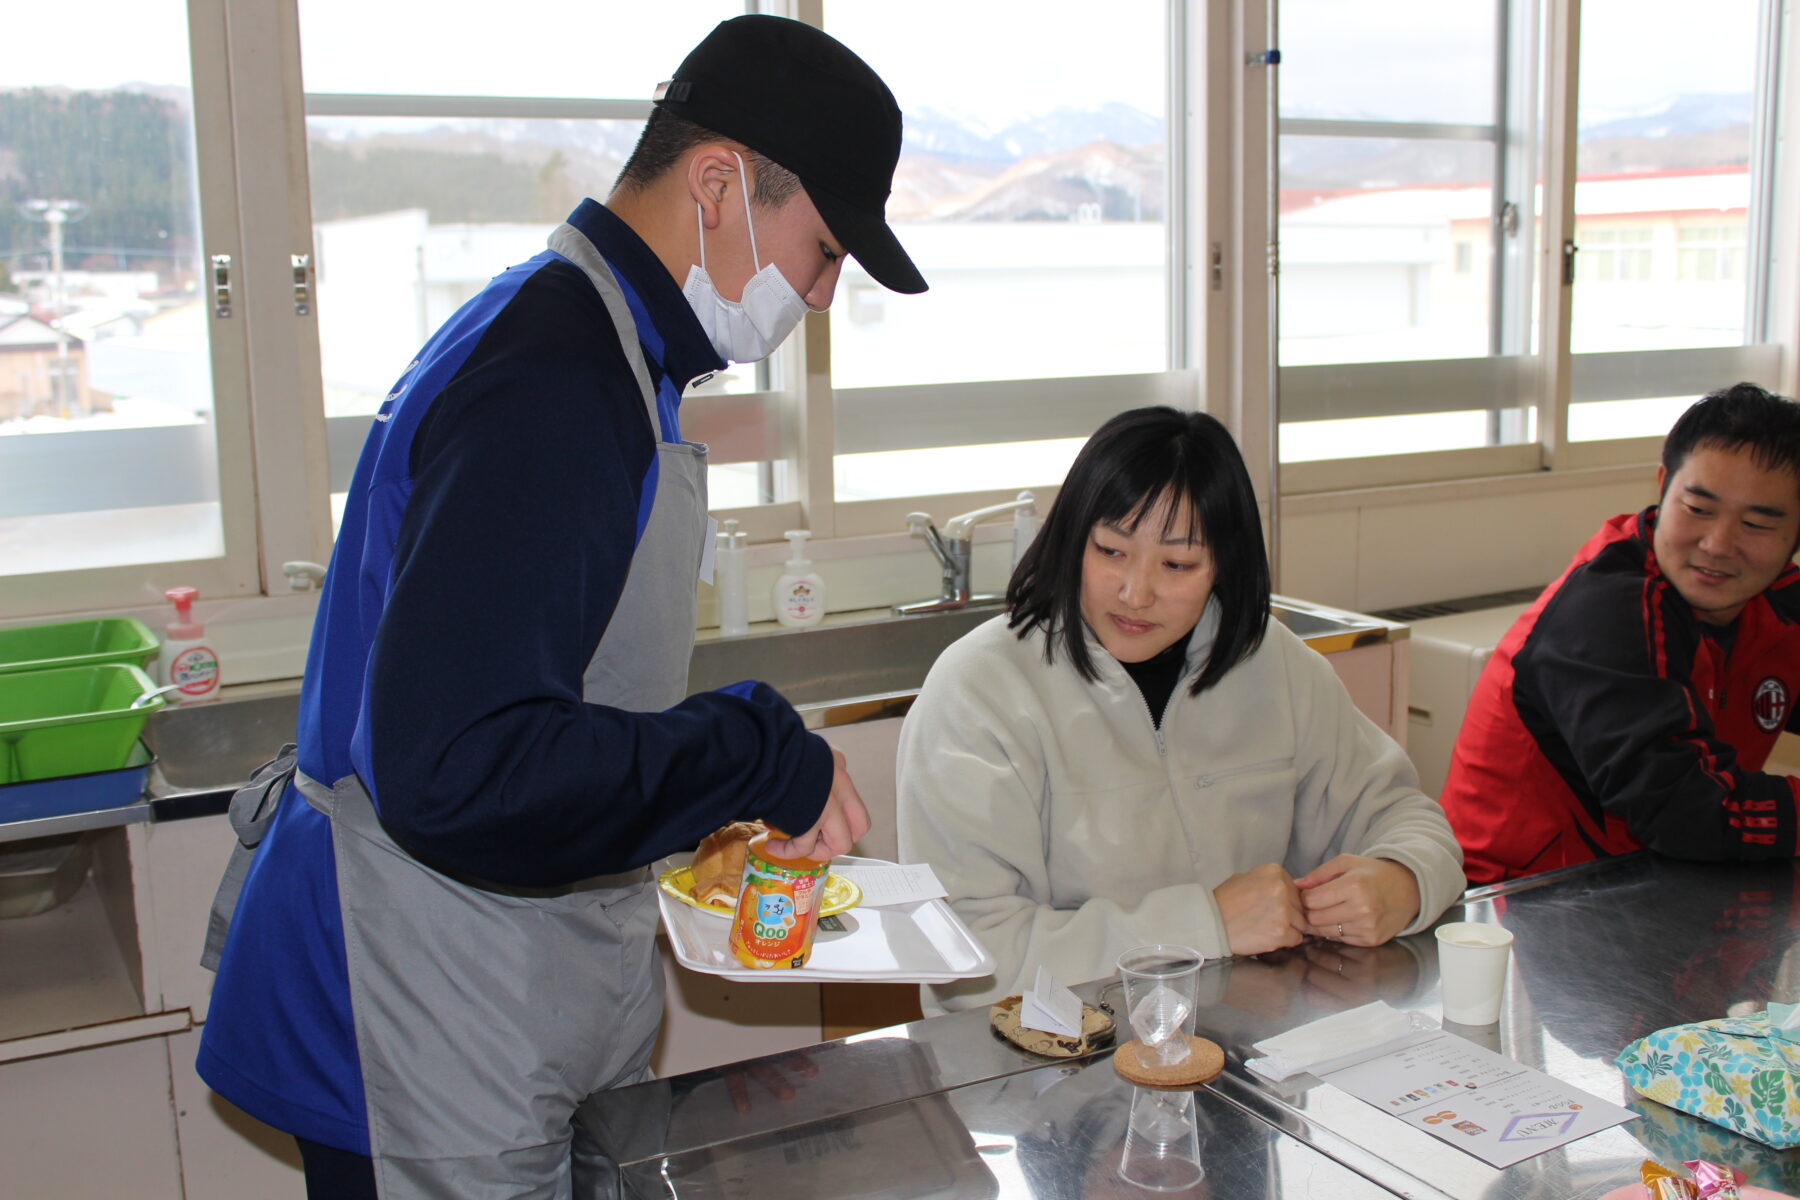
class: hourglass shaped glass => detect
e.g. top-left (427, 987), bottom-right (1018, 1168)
top-left (1117, 944), bottom-right (1203, 1067)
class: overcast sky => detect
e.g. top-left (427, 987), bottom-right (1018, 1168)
top-left (1281, 0), bottom-right (1757, 123)
top-left (2, 0), bottom-right (1760, 128)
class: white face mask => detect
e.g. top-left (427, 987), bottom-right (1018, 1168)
top-left (682, 152), bottom-right (809, 364)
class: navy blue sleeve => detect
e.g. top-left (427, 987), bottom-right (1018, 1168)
top-left (363, 267), bottom-right (832, 887)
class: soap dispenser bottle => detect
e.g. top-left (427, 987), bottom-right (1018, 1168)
top-left (716, 518), bottom-right (750, 637)
top-left (772, 529), bottom-right (826, 629)
top-left (158, 586), bottom-right (221, 704)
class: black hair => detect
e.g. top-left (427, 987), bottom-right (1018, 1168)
top-left (1661, 382), bottom-right (1800, 495)
top-left (1007, 406), bottom-right (1271, 695)
top-left (612, 108), bottom-right (802, 207)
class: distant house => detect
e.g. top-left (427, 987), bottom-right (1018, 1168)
top-left (0, 312), bottom-right (90, 422)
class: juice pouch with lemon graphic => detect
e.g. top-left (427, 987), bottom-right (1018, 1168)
top-left (729, 831), bottom-right (831, 969)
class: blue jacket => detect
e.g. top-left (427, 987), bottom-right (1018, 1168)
top-left (197, 201), bottom-right (833, 1152)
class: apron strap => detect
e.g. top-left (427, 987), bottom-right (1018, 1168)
top-left (547, 222), bottom-right (661, 441)
top-left (199, 744), bottom-right (298, 972)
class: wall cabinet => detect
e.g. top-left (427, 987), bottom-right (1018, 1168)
top-left (0, 816), bottom-right (306, 1197)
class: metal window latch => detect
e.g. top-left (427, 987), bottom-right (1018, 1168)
top-left (1562, 239), bottom-right (1579, 286)
top-left (1210, 241), bottom-right (1224, 291)
top-left (292, 253), bottom-right (312, 316)
top-left (211, 253), bottom-right (232, 318)
top-left (1246, 49), bottom-right (1281, 66)
top-left (1499, 201), bottom-right (1519, 237)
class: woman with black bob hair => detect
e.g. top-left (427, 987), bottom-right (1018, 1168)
top-left (1008, 406), bottom-right (1272, 697)
top-left (898, 406), bottom-right (1463, 1015)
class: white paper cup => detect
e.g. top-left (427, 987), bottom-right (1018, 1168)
top-left (1434, 921), bottom-right (1513, 1025)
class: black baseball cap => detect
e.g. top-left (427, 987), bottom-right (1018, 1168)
top-left (654, 15), bottom-right (927, 295)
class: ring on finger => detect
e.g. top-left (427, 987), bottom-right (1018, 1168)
top-left (1337, 922), bottom-right (1344, 940)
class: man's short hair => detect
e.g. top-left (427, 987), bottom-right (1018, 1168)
top-left (613, 108), bottom-right (801, 208)
top-left (1661, 382), bottom-right (1800, 497)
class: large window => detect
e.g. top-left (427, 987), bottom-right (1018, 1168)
top-left (1568, 0), bottom-right (1772, 444)
top-left (0, 0), bottom-right (256, 595)
top-left (294, 0), bottom-right (759, 513)
top-left (1276, 0), bottom-right (1536, 465)
top-left (821, 0), bottom-right (1173, 507)
top-left (4, 1), bottom-right (1796, 633)
top-left (1276, 0), bottom-right (1783, 476)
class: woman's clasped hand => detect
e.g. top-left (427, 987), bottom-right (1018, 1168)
top-left (1213, 855), bottom-right (1421, 955)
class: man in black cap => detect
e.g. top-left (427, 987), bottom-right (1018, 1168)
top-left (196, 16), bottom-right (922, 1198)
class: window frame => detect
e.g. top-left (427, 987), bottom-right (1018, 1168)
top-left (0, 0), bottom-right (327, 620)
top-left (742, 0), bottom-right (1200, 543)
top-left (1273, 0), bottom-right (1790, 495)
top-left (7, 0), bottom-right (1798, 637)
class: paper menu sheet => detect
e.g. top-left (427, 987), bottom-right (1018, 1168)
top-left (832, 863), bottom-right (947, 908)
top-left (1317, 1031), bottom-right (1637, 1169)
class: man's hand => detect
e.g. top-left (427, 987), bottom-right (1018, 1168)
top-left (1295, 854), bottom-right (1421, 947)
top-left (764, 748), bottom-right (870, 861)
top-left (1213, 863), bottom-right (1308, 955)
top-left (722, 1052), bottom-right (819, 1115)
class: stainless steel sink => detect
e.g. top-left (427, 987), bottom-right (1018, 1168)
top-left (144, 690), bottom-right (299, 796)
top-left (689, 603), bottom-right (1002, 705)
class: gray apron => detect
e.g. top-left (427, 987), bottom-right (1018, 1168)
top-left (305, 223), bottom-right (708, 1199)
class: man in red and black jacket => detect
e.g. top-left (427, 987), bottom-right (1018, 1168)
top-left (1443, 382), bottom-right (1800, 884)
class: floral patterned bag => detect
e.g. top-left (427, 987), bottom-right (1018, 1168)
top-left (1615, 1004), bottom-right (1800, 1151)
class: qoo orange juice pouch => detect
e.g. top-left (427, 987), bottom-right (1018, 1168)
top-left (728, 831), bottom-right (831, 969)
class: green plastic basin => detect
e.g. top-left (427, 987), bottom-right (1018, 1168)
top-left (0, 664), bottom-right (165, 785)
top-left (0, 618), bottom-right (160, 676)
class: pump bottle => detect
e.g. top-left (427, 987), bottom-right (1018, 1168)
top-left (771, 529), bottom-right (826, 629)
top-left (715, 518), bottom-right (750, 636)
top-left (158, 586), bottom-right (221, 704)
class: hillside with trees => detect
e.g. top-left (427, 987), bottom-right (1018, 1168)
top-left (0, 89), bottom-right (198, 284)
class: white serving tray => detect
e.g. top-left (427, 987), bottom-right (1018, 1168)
top-left (656, 854), bottom-right (995, 984)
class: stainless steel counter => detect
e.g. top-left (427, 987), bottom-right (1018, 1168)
top-left (580, 854), bottom-right (1800, 1199)
top-left (578, 976), bottom-right (1396, 1200)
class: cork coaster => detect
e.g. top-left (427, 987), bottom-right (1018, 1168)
top-left (1112, 1035), bottom-right (1225, 1087)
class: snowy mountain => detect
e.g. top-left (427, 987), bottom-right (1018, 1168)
top-left (1578, 93), bottom-right (1755, 139)
top-left (904, 103), bottom-right (1164, 164)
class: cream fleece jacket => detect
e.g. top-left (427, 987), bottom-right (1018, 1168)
top-left (897, 605), bottom-right (1464, 1014)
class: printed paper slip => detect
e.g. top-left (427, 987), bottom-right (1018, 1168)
top-left (1020, 965), bottom-right (1082, 1037)
top-left (1318, 1031), bottom-right (1637, 1168)
top-left (833, 863), bottom-right (948, 907)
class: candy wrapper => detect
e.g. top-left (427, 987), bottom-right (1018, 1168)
top-left (1684, 1158), bottom-right (1745, 1199)
top-left (1615, 1004), bottom-right (1800, 1150)
top-left (1642, 1159), bottom-right (1700, 1199)
top-left (1619, 1159), bottom-right (1751, 1200)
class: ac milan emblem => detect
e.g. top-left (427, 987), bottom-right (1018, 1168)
top-left (1753, 677), bottom-right (1789, 733)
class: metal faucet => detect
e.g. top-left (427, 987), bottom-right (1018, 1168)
top-left (893, 492), bottom-right (1037, 616)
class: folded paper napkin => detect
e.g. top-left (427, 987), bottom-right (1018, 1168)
top-left (1246, 1001), bottom-right (1432, 1082)
top-left (1615, 1003), bottom-right (1800, 1151)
